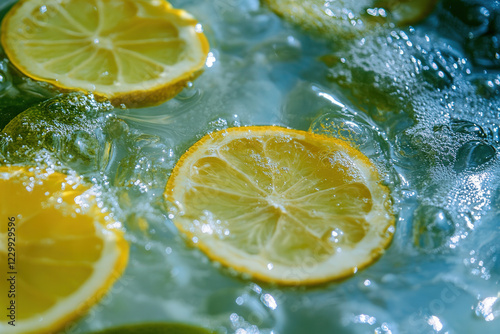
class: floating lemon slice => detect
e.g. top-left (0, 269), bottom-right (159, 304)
top-left (1, 0), bottom-right (209, 107)
top-left (263, 0), bottom-right (437, 38)
top-left (165, 126), bottom-right (394, 285)
top-left (88, 322), bottom-right (214, 334)
top-left (0, 166), bottom-right (129, 333)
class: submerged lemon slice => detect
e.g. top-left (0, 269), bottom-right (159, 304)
top-left (263, 0), bottom-right (437, 38)
top-left (0, 166), bottom-right (129, 333)
top-left (165, 126), bottom-right (394, 285)
top-left (87, 322), bottom-right (214, 334)
top-left (1, 0), bottom-right (209, 107)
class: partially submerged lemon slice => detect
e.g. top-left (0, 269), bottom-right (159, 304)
top-left (165, 126), bottom-right (394, 285)
top-left (0, 166), bottom-right (129, 333)
top-left (263, 0), bottom-right (437, 39)
top-left (1, 0), bottom-right (209, 107)
top-left (87, 322), bottom-right (214, 334)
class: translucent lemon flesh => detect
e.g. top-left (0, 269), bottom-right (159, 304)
top-left (165, 126), bottom-right (394, 285)
top-left (0, 166), bottom-right (129, 333)
top-left (1, 0), bottom-right (209, 107)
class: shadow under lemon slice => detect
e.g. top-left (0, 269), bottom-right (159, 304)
top-left (0, 166), bottom-right (129, 334)
top-left (1, 0), bottom-right (209, 108)
top-left (164, 126), bottom-right (395, 286)
top-left (263, 0), bottom-right (438, 39)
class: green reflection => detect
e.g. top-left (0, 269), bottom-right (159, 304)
top-left (85, 322), bottom-right (214, 334)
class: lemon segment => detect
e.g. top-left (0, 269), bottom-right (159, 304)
top-left (0, 166), bottom-right (129, 333)
top-left (165, 126), bottom-right (394, 285)
top-left (1, 0), bottom-right (209, 107)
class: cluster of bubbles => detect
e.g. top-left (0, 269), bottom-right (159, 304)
top-left (300, 0), bottom-right (500, 331)
top-left (314, 1), bottom-right (500, 250)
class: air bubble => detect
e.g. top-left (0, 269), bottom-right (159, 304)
top-left (454, 141), bottom-right (496, 172)
top-left (450, 119), bottom-right (487, 138)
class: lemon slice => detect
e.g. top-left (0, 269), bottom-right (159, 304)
top-left (1, 0), bottom-right (209, 107)
top-left (263, 0), bottom-right (437, 38)
top-left (88, 322), bottom-right (214, 334)
top-left (165, 126), bottom-right (394, 285)
top-left (0, 166), bottom-right (129, 333)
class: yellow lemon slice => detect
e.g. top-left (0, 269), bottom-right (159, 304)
top-left (88, 322), bottom-right (214, 334)
top-left (0, 166), bottom-right (129, 333)
top-left (1, 0), bottom-right (209, 107)
top-left (165, 126), bottom-right (394, 285)
top-left (263, 0), bottom-right (438, 38)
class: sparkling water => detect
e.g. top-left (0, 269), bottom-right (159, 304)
top-left (1, 0), bottom-right (499, 333)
